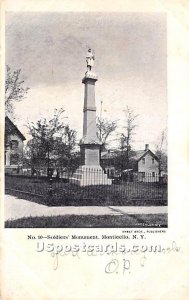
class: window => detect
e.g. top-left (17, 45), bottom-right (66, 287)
top-left (152, 172), bottom-right (155, 177)
top-left (10, 153), bottom-right (19, 165)
top-left (152, 158), bottom-right (154, 164)
top-left (142, 158), bottom-right (145, 164)
top-left (11, 140), bottom-right (18, 150)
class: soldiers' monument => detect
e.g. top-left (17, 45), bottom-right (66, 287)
top-left (71, 49), bottom-right (112, 186)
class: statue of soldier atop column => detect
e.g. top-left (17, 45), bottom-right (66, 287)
top-left (86, 48), bottom-right (95, 72)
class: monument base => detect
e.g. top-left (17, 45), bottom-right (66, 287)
top-left (70, 165), bottom-right (112, 186)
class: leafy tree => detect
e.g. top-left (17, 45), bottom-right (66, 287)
top-left (52, 124), bottom-right (80, 174)
top-left (26, 108), bottom-right (78, 176)
top-left (5, 65), bottom-right (29, 117)
top-left (96, 117), bottom-right (117, 151)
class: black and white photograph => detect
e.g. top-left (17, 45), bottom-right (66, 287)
top-left (1, 2), bottom-right (189, 300)
top-left (4, 12), bottom-right (168, 228)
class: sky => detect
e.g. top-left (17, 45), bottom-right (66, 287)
top-left (6, 12), bottom-right (167, 151)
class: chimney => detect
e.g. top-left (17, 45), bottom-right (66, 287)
top-left (145, 144), bottom-right (149, 151)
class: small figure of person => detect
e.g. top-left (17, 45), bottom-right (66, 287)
top-left (86, 48), bottom-right (95, 72)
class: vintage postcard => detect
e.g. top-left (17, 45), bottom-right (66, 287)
top-left (0, 0), bottom-right (189, 299)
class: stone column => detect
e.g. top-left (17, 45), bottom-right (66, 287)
top-left (80, 72), bottom-right (101, 166)
top-left (71, 66), bottom-right (111, 186)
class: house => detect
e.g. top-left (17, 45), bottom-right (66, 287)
top-left (5, 116), bottom-right (26, 174)
top-left (101, 144), bottom-right (159, 182)
top-left (131, 144), bottom-right (159, 182)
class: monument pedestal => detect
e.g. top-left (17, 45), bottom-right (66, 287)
top-left (71, 142), bottom-right (111, 186)
top-left (70, 165), bottom-right (112, 186)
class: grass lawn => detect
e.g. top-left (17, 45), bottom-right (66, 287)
top-left (5, 214), bottom-right (167, 228)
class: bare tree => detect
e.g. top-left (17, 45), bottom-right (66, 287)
top-left (96, 117), bottom-right (117, 150)
top-left (118, 106), bottom-right (138, 170)
top-left (5, 65), bottom-right (29, 117)
top-left (155, 129), bottom-right (167, 175)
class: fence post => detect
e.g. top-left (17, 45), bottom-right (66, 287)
top-left (48, 177), bottom-right (53, 201)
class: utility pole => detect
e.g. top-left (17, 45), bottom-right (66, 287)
top-left (100, 100), bottom-right (103, 142)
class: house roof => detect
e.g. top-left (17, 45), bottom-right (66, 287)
top-left (5, 116), bottom-right (26, 141)
top-left (131, 149), bottom-right (159, 162)
top-left (101, 147), bottom-right (159, 162)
